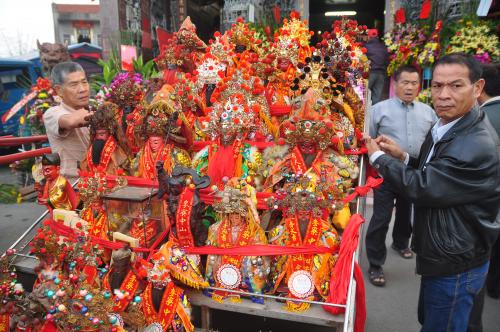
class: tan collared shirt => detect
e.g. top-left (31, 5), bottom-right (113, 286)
top-left (43, 102), bottom-right (90, 181)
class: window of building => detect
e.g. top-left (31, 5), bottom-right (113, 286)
top-left (63, 34), bottom-right (71, 45)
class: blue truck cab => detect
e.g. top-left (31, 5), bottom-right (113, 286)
top-left (0, 59), bottom-right (42, 136)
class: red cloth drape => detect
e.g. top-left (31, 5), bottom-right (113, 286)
top-left (323, 213), bottom-right (366, 332)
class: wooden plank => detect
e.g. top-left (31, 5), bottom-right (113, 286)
top-left (186, 290), bottom-right (344, 328)
top-left (103, 186), bottom-right (158, 202)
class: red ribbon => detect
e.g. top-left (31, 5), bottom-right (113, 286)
top-left (183, 244), bottom-right (338, 256)
top-left (323, 213), bottom-right (366, 332)
top-left (341, 176), bottom-right (383, 204)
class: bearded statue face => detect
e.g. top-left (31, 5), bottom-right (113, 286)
top-left (42, 165), bottom-right (59, 181)
top-left (95, 129), bottom-right (110, 141)
top-left (297, 209), bottom-right (311, 221)
top-left (148, 136), bottom-right (164, 153)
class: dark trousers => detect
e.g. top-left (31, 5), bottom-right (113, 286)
top-left (467, 236), bottom-right (500, 332)
top-left (366, 181), bottom-right (412, 268)
top-left (368, 70), bottom-right (386, 105)
top-left (418, 263), bottom-right (489, 332)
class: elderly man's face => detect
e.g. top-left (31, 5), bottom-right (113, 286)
top-left (395, 71), bottom-right (420, 104)
top-left (55, 71), bottom-right (89, 109)
top-left (431, 64), bottom-right (485, 124)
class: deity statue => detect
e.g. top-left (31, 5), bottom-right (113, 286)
top-left (267, 176), bottom-right (340, 311)
top-left (142, 252), bottom-right (196, 331)
top-left (192, 66), bottom-right (273, 188)
top-left (155, 17), bottom-right (207, 85)
top-left (37, 153), bottom-right (78, 213)
top-left (205, 179), bottom-right (270, 303)
top-left (265, 11), bottom-right (311, 120)
top-left (80, 101), bottom-right (130, 176)
top-left (132, 100), bottom-right (191, 180)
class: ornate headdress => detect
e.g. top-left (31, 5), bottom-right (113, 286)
top-left (106, 72), bottom-right (144, 112)
top-left (271, 11), bottom-right (312, 66)
top-left (146, 254), bottom-right (172, 288)
top-left (281, 88), bottom-right (337, 150)
top-left (88, 101), bottom-right (121, 138)
top-left (208, 31), bottom-right (235, 64)
top-left (155, 17), bottom-right (206, 71)
top-left (225, 18), bottom-right (260, 53)
top-left (196, 53), bottom-right (227, 86)
top-left (212, 179), bottom-right (254, 216)
top-left (267, 174), bottom-right (341, 217)
top-left (318, 19), bottom-right (369, 84)
top-left (206, 92), bottom-right (256, 140)
top-left (135, 99), bottom-right (182, 140)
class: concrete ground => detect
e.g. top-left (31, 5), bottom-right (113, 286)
top-left (0, 165), bottom-right (499, 331)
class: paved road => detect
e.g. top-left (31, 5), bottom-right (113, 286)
top-left (0, 166), bottom-right (498, 331)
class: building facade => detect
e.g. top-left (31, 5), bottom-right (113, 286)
top-left (52, 3), bottom-right (102, 46)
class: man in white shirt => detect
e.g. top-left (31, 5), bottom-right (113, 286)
top-left (43, 62), bottom-right (92, 182)
top-left (366, 65), bottom-right (436, 287)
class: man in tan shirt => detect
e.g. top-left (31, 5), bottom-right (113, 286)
top-left (43, 62), bottom-right (91, 182)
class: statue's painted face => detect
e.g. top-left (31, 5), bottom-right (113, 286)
top-left (95, 129), bottom-right (110, 141)
top-left (298, 139), bottom-right (317, 155)
top-left (42, 165), bottom-right (59, 181)
top-left (148, 136), bottom-right (164, 152)
top-left (277, 57), bottom-right (292, 72)
top-left (297, 209), bottom-right (311, 221)
top-left (229, 213), bottom-right (243, 224)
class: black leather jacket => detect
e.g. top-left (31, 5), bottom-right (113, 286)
top-left (373, 106), bottom-right (500, 276)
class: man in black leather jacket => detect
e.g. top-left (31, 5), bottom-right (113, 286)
top-left (364, 53), bottom-right (500, 332)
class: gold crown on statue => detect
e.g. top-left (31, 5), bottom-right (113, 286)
top-left (212, 180), bottom-right (251, 216)
top-left (267, 174), bottom-right (331, 216)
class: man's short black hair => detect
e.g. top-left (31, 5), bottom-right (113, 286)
top-left (433, 53), bottom-right (482, 83)
top-left (481, 63), bottom-right (500, 97)
top-left (394, 65), bottom-right (420, 81)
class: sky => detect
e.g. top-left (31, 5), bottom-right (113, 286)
top-left (0, 0), bottom-right (99, 57)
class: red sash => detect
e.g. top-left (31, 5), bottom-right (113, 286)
top-left (285, 217), bottom-right (322, 297)
top-left (143, 282), bottom-right (179, 330)
top-left (84, 208), bottom-right (108, 240)
top-left (86, 136), bottom-right (116, 173)
top-left (142, 142), bottom-right (172, 180)
top-left (290, 147), bottom-right (323, 176)
top-left (103, 269), bottom-right (140, 312)
top-left (216, 219), bottom-right (251, 289)
top-left (176, 187), bottom-right (195, 247)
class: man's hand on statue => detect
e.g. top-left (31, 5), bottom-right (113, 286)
top-left (362, 133), bottom-right (381, 157)
top-left (76, 108), bottom-right (92, 127)
top-left (375, 135), bottom-right (406, 161)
